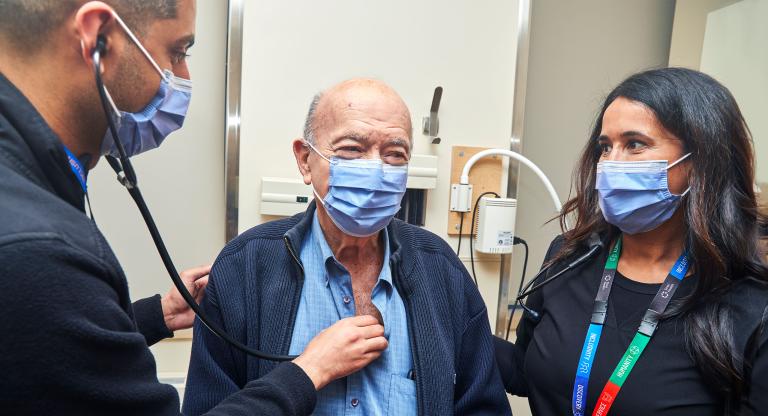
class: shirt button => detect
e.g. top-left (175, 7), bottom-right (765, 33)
top-left (343, 295), bottom-right (351, 304)
top-left (351, 398), bottom-right (359, 407)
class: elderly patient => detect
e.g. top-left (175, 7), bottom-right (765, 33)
top-left (183, 79), bottom-right (510, 416)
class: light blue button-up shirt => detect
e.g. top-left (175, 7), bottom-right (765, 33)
top-left (288, 213), bottom-right (416, 416)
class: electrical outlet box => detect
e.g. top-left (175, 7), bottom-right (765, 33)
top-left (450, 183), bottom-right (473, 212)
top-left (475, 197), bottom-right (517, 254)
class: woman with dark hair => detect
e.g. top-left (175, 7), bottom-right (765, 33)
top-left (495, 67), bottom-right (768, 415)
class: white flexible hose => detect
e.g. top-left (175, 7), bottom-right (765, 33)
top-left (460, 148), bottom-right (562, 213)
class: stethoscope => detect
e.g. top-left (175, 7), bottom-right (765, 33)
top-left (92, 35), bottom-right (295, 361)
top-left (513, 232), bottom-right (605, 324)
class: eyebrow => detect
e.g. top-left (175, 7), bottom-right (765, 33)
top-left (331, 133), bottom-right (370, 147)
top-left (597, 131), bottom-right (656, 141)
top-left (388, 137), bottom-right (412, 153)
top-left (331, 134), bottom-right (412, 153)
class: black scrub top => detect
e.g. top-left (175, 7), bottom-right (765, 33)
top-left (495, 236), bottom-right (768, 415)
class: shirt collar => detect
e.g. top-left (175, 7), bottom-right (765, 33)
top-left (310, 212), bottom-right (392, 286)
top-left (0, 73), bottom-right (86, 211)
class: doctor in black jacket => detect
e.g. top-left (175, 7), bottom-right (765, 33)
top-left (0, 1), bottom-right (387, 415)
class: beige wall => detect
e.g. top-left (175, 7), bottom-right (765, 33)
top-left (699, 0), bottom-right (768, 184)
top-left (237, 0), bottom-right (521, 329)
top-left (669, 0), bottom-right (741, 68)
top-left (87, 0), bottom-right (228, 376)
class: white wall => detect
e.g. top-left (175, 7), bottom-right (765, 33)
top-left (238, 0), bottom-right (521, 328)
top-left (88, 0), bottom-right (228, 374)
top-left (700, 0), bottom-right (768, 184)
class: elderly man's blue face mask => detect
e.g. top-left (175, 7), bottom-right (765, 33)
top-left (306, 141), bottom-right (408, 237)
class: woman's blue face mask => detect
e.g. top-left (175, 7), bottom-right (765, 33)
top-left (596, 153), bottom-right (691, 235)
top-left (305, 141), bottom-right (408, 237)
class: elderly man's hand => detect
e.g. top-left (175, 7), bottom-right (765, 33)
top-left (160, 264), bottom-right (211, 332)
top-left (293, 315), bottom-right (388, 390)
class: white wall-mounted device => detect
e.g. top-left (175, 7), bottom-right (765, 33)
top-left (260, 177), bottom-right (313, 216)
top-left (406, 154), bottom-right (439, 189)
top-left (475, 197), bottom-right (517, 254)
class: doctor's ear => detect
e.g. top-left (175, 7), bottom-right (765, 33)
top-left (75, 1), bottom-right (118, 68)
top-left (292, 139), bottom-right (313, 185)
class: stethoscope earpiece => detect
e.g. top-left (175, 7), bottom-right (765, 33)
top-left (93, 35), bottom-right (107, 58)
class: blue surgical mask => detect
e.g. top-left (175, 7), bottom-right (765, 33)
top-left (99, 12), bottom-right (192, 158)
top-left (596, 153), bottom-right (690, 235)
top-left (306, 141), bottom-right (408, 237)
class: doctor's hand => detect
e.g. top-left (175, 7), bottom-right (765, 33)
top-left (161, 264), bottom-right (211, 332)
top-left (293, 315), bottom-right (388, 390)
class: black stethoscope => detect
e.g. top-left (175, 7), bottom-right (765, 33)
top-left (513, 232), bottom-right (605, 323)
top-left (92, 35), bottom-right (295, 361)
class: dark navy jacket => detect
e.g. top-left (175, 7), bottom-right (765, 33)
top-left (0, 73), bottom-right (318, 415)
top-left (184, 203), bottom-right (512, 416)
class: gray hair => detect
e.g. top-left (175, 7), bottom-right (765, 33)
top-left (303, 91), bottom-right (324, 145)
top-left (0, 0), bottom-right (177, 54)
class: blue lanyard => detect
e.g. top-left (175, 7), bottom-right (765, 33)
top-left (63, 146), bottom-right (87, 193)
top-left (571, 237), bottom-right (690, 416)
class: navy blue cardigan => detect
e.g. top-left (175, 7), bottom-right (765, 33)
top-left (184, 204), bottom-right (511, 416)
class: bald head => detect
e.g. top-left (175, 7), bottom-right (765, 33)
top-left (292, 78), bottom-right (412, 238)
top-left (303, 78), bottom-right (412, 147)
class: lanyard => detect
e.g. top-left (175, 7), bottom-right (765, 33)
top-left (571, 236), bottom-right (690, 416)
top-left (63, 146), bottom-right (87, 193)
top-left (63, 146), bottom-right (96, 220)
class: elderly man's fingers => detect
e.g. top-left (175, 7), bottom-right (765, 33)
top-left (193, 276), bottom-right (209, 300)
top-left (362, 350), bottom-right (384, 364)
top-left (347, 314), bottom-right (380, 327)
top-left (359, 323), bottom-right (385, 340)
top-left (363, 336), bottom-right (388, 353)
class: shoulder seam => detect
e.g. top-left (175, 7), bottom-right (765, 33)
top-left (0, 232), bottom-right (114, 278)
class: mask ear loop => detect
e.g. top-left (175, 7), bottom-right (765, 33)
top-left (304, 140), bottom-right (333, 163)
top-left (667, 152), bottom-right (692, 170)
top-left (111, 11), bottom-right (168, 82)
top-left (667, 152), bottom-right (692, 196)
top-left (304, 140), bottom-right (331, 205)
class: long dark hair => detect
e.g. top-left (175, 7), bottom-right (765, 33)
top-left (556, 68), bottom-right (768, 403)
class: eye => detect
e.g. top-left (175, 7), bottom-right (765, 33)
top-left (598, 142), bottom-right (612, 154)
top-left (627, 140), bottom-right (647, 151)
top-left (337, 146), bottom-right (362, 152)
top-left (171, 50), bottom-right (190, 65)
top-left (384, 151), bottom-right (409, 165)
top-left (334, 146), bottom-right (363, 159)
